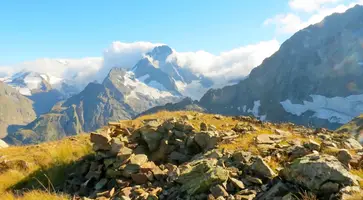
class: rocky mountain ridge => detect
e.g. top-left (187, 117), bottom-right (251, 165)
top-left (0, 82), bottom-right (36, 138)
top-left (144, 5), bottom-right (363, 138)
top-left (3, 68), bottom-right (181, 145)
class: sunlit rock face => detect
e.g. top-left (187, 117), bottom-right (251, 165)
top-left (198, 5), bottom-right (363, 129)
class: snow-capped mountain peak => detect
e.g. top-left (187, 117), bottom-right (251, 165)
top-left (2, 70), bottom-right (55, 96)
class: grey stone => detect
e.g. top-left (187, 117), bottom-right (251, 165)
top-left (251, 156), bottom-right (276, 178)
top-left (337, 149), bottom-right (352, 167)
top-left (281, 154), bottom-right (359, 192)
top-left (303, 140), bottom-right (320, 151)
top-left (210, 184), bottom-right (228, 197)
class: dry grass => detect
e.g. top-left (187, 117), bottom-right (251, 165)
top-left (218, 132), bottom-right (261, 155)
top-left (0, 191), bottom-right (69, 200)
top-left (351, 169), bottom-right (363, 189)
top-left (0, 134), bottom-right (92, 199)
top-left (298, 191), bottom-right (318, 200)
top-left (118, 111), bottom-right (240, 131)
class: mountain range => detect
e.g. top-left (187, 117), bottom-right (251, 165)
top-left (2, 45), bottom-right (214, 144)
top-left (2, 5), bottom-right (363, 144)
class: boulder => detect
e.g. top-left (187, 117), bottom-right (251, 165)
top-left (281, 154), bottom-right (359, 193)
top-left (110, 138), bottom-right (125, 155)
top-left (177, 159), bottom-right (229, 195)
top-left (130, 154), bottom-right (148, 166)
top-left (210, 184), bottom-right (228, 197)
top-left (232, 151), bottom-right (252, 163)
top-left (194, 131), bottom-right (219, 151)
top-left (287, 145), bottom-right (310, 160)
top-left (229, 177), bottom-right (245, 190)
top-left (140, 127), bottom-right (164, 152)
top-left (251, 156), bottom-right (276, 178)
top-left (257, 181), bottom-right (290, 200)
top-left (303, 140), bottom-right (320, 151)
top-left (174, 120), bottom-right (194, 132)
top-left (200, 122), bottom-right (208, 131)
top-left (169, 151), bottom-right (190, 163)
top-left (90, 132), bottom-right (112, 151)
top-left (336, 149), bottom-right (352, 167)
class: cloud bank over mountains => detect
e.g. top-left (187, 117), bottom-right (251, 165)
top-left (0, 40), bottom-right (280, 89)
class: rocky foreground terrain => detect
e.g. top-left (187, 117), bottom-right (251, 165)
top-left (1, 111), bottom-right (363, 200)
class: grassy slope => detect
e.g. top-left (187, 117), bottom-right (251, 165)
top-left (0, 134), bottom-right (92, 199)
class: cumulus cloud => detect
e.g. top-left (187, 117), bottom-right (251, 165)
top-left (265, 0), bottom-right (363, 34)
top-left (167, 40), bottom-right (280, 86)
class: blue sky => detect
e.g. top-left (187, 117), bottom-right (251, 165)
top-left (0, 0), bottom-right (361, 65)
top-left (0, 1), bottom-right (289, 65)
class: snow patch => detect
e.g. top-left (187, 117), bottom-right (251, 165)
top-left (280, 94), bottom-right (363, 124)
top-left (247, 100), bottom-right (266, 120)
top-left (122, 72), bottom-right (174, 100)
top-left (18, 87), bottom-right (32, 96)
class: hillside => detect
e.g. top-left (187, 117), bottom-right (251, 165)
top-left (0, 82), bottom-right (36, 138)
top-left (1, 111), bottom-right (362, 200)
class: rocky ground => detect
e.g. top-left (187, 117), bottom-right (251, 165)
top-left (59, 111), bottom-right (363, 200)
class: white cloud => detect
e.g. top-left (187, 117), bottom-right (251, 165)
top-left (102, 41), bottom-right (163, 69)
top-left (264, 14), bottom-right (303, 34)
top-left (0, 41), bottom-right (162, 90)
top-left (0, 40), bottom-right (280, 90)
top-left (289, 0), bottom-right (343, 12)
top-left (265, 0), bottom-right (363, 34)
top-left (167, 40), bottom-right (280, 86)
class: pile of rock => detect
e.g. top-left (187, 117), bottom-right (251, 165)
top-left (64, 116), bottom-right (363, 200)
